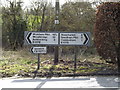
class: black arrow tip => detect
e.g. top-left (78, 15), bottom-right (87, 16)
top-left (31, 47), bottom-right (34, 53)
top-left (27, 33), bottom-right (32, 44)
top-left (83, 34), bottom-right (89, 45)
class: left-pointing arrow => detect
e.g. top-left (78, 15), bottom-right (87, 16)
top-left (31, 47), bottom-right (33, 53)
top-left (26, 32), bottom-right (32, 44)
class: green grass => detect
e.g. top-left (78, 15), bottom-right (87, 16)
top-left (78, 66), bottom-right (88, 69)
top-left (0, 49), bottom-right (116, 78)
top-left (77, 68), bottom-right (99, 73)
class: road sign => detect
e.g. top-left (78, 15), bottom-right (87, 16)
top-left (25, 32), bottom-right (58, 45)
top-left (24, 31), bottom-right (90, 46)
top-left (60, 32), bottom-right (90, 46)
top-left (31, 47), bottom-right (47, 54)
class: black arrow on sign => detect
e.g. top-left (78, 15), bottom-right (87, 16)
top-left (31, 47), bottom-right (34, 53)
top-left (83, 33), bottom-right (89, 45)
top-left (27, 32), bottom-right (32, 44)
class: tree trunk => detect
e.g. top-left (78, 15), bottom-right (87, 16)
top-left (39, 3), bottom-right (47, 31)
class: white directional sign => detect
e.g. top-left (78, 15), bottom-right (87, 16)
top-left (24, 31), bottom-right (90, 46)
top-left (60, 33), bottom-right (89, 45)
top-left (31, 47), bottom-right (47, 54)
top-left (25, 32), bottom-right (58, 45)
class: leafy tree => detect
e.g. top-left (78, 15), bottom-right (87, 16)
top-left (94, 2), bottom-right (120, 64)
top-left (60, 2), bottom-right (95, 32)
top-left (2, 1), bottom-right (27, 50)
top-left (25, 1), bottom-right (54, 31)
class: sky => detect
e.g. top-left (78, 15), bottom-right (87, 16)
top-left (1, 0), bottom-right (119, 8)
top-left (1, 0), bottom-right (102, 9)
top-left (0, 0), bottom-right (69, 7)
top-left (0, 0), bottom-right (72, 9)
top-left (23, 0), bottom-right (72, 8)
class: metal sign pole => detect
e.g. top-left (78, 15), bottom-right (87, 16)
top-left (74, 46), bottom-right (77, 77)
top-left (33, 54), bottom-right (40, 79)
top-left (54, 0), bottom-right (60, 65)
top-left (37, 54), bottom-right (40, 70)
top-left (31, 47), bottom-right (47, 79)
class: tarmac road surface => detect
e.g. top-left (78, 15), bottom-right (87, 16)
top-left (0, 76), bottom-right (119, 89)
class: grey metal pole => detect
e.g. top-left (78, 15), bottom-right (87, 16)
top-left (74, 46), bottom-right (77, 77)
top-left (37, 54), bottom-right (40, 70)
top-left (54, 0), bottom-right (60, 65)
top-left (33, 54), bottom-right (40, 79)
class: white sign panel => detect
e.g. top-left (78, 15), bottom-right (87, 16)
top-left (26, 32), bottom-right (58, 45)
top-left (60, 33), bottom-right (89, 45)
top-left (31, 47), bottom-right (47, 54)
top-left (24, 31), bottom-right (90, 46)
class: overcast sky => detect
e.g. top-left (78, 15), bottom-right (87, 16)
top-left (23, 0), bottom-right (73, 7)
top-left (0, 0), bottom-right (69, 7)
top-left (1, 0), bottom-right (119, 8)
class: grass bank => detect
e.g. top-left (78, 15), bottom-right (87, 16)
top-left (0, 48), bottom-right (117, 78)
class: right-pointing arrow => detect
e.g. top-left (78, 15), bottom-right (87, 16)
top-left (26, 32), bottom-right (32, 44)
top-left (83, 33), bottom-right (89, 45)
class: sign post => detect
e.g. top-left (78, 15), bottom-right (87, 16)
top-left (24, 31), bottom-right (91, 77)
top-left (54, 0), bottom-right (60, 65)
top-left (74, 46), bottom-right (77, 77)
top-left (31, 47), bottom-right (47, 78)
top-left (37, 54), bottom-right (40, 70)
top-left (33, 53), bottom-right (40, 79)
top-left (59, 32), bottom-right (90, 76)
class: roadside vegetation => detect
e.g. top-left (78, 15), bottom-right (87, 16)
top-left (0, 48), bottom-right (117, 78)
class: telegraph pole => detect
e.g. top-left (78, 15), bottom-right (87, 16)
top-left (54, 0), bottom-right (60, 65)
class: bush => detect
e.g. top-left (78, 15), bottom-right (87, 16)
top-left (94, 2), bottom-right (120, 64)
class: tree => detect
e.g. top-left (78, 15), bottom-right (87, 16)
top-left (25, 1), bottom-right (54, 31)
top-left (94, 2), bottom-right (120, 64)
top-left (60, 2), bottom-right (95, 32)
top-left (2, 1), bottom-right (27, 50)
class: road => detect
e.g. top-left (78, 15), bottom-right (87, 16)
top-left (0, 76), bottom-right (119, 89)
